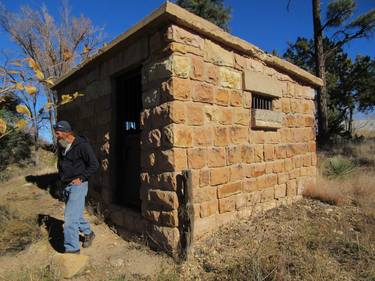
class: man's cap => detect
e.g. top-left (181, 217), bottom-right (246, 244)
top-left (53, 120), bottom-right (72, 132)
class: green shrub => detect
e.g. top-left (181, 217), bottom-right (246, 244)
top-left (324, 156), bottom-right (356, 179)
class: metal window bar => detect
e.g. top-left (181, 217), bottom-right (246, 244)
top-left (252, 94), bottom-right (273, 110)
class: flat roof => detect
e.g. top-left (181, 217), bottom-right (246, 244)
top-left (51, 2), bottom-right (323, 90)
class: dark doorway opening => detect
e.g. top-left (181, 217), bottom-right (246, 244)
top-left (115, 69), bottom-right (142, 211)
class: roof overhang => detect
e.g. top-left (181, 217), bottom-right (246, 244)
top-left (51, 1), bottom-right (323, 90)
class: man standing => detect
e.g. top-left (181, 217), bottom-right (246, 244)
top-left (54, 120), bottom-right (99, 254)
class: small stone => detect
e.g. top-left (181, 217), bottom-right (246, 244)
top-left (109, 256), bottom-right (124, 267)
top-left (52, 253), bottom-right (89, 279)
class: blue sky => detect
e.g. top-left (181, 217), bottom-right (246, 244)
top-left (1, 0), bottom-right (374, 141)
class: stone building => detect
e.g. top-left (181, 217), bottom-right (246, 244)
top-left (51, 2), bottom-right (323, 256)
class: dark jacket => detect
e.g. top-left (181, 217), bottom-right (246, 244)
top-left (57, 135), bottom-right (99, 184)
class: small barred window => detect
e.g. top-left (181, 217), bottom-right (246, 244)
top-left (252, 94), bottom-right (273, 110)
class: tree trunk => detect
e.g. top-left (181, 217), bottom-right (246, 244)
top-left (312, 0), bottom-right (329, 143)
top-left (348, 107), bottom-right (353, 135)
top-left (45, 88), bottom-right (57, 147)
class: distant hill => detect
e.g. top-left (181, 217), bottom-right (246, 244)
top-left (353, 119), bottom-right (375, 131)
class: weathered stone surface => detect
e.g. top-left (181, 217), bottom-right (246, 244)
top-left (163, 124), bottom-right (193, 147)
top-left (148, 189), bottom-right (179, 210)
top-left (218, 182), bottom-right (241, 198)
top-left (210, 167), bottom-right (229, 186)
top-left (163, 78), bottom-right (191, 100)
top-left (171, 55), bottom-right (191, 78)
top-left (166, 24), bottom-right (204, 49)
top-left (52, 253), bottom-right (89, 279)
top-left (147, 224), bottom-right (180, 253)
top-left (193, 82), bottom-right (214, 103)
top-left (200, 200), bottom-right (218, 218)
top-left (251, 109), bottom-right (283, 129)
top-left (207, 147), bottom-right (226, 167)
top-left (187, 148), bottom-right (207, 169)
top-left (215, 88), bottom-right (229, 105)
top-left (204, 39), bottom-right (234, 66)
top-left (186, 102), bottom-right (205, 125)
top-left (144, 209), bottom-right (179, 227)
top-left (219, 67), bottom-right (242, 89)
top-left (218, 196), bottom-right (236, 213)
top-left (243, 70), bottom-right (282, 98)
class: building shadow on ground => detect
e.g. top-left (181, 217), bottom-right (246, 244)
top-left (25, 173), bottom-right (64, 201)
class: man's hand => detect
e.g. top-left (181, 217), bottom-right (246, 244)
top-left (70, 178), bottom-right (82, 185)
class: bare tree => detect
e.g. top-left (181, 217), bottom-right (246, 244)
top-left (0, 1), bottom-right (103, 145)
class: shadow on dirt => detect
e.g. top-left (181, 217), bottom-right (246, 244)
top-left (38, 214), bottom-right (65, 253)
top-left (25, 173), bottom-right (65, 201)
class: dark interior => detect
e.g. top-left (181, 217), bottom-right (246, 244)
top-left (115, 69), bottom-right (142, 211)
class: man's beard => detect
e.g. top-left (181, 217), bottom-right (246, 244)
top-left (58, 139), bottom-right (69, 148)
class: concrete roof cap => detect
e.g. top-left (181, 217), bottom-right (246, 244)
top-left (51, 1), bottom-right (323, 90)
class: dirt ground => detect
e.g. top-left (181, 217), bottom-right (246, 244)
top-left (1, 162), bottom-right (375, 280)
top-left (0, 169), bottom-right (175, 281)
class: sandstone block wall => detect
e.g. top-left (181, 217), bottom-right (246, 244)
top-left (54, 22), bottom-right (317, 256)
top-left (148, 24), bottom-right (318, 241)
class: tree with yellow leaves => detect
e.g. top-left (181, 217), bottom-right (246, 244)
top-left (0, 1), bottom-right (103, 145)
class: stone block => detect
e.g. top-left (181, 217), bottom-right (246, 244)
top-left (200, 200), bottom-right (218, 218)
top-left (186, 102), bottom-right (205, 125)
top-left (234, 109), bottom-right (250, 126)
top-left (168, 101), bottom-right (186, 124)
top-left (191, 56), bottom-right (204, 80)
top-left (193, 126), bottom-right (213, 146)
top-left (243, 178), bottom-right (257, 193)
top-left (229, 126), bottom-right (248, 144)
top-left (278, 173), bottom-right (289, 185)
top-left (214, 126), bottom-right (229, 146)
top-left (226, 145), bottom-right (242, 165)
top-left (205, 63), bottom-right (219, 84)
top-left (215, 107), bottom-right (233, 125)
top-left (144, 209), bottom-right (179, 227)
top-left (230, 165), bottom-right (244, 181)
top-left (163, 77), bottom-right (191, 101)
top-left (243, 70), bottom-right (282, 98)
top-left (286, 179), bottom-right (297, 197)
top-left (241, 144), bottom-right (254, 163)
top-left (208, 147), bottom-right (226, 167)
top-left (218, 196), bottom-right (236, 213)
top-left (199, 169), bottom-right (210, 187)
top-left (252, 163), bottom-right (266, 177)
top-left (210, 167), bottom-right (229, 186)
top-left (193, 186), bottom-right (217, 203)
top-left (148, 189), bottom-right (179, 210)
top-left (147, 224), bottom-right (180, 254)
top-left (166, 25), bottom-right (204, 49)
top-left (193, 82), bottom-right (214, 103)
top-left (261, 187), bottom-right (275, 202)
top-left (187, 148), bottom-right (207, 169)
top-left (219, 67), bottom-right (242, 89)
top-left (230, 90), bottom-right (243, 106)
top-left (251, 109), bottom-right (283, 129)
top-left (264, 144), bottom-right (275, 160)
top-left (204, 39), bottom-right (234, 66)
top-left (235, 194), bottom-right (248, 210)
top-left (254, 144), bottom-right (264, 162)
top-left (275, 184), bottom-right (287, 199)
top-left (171, 55), bottom-right (191, 78)
top-left (162, 124), bottom-right (193, 148)
top-left (215, 88), bottom-right (230, 106)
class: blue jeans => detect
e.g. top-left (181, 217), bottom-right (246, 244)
top-left (64, 181), bottom-right (91, 252)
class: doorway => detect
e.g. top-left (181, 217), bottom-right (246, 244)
top-left (115, 69), bottom-right (142, 211)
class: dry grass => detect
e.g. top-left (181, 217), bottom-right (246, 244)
top-left (304, 139), bottom-right (375, 209)
top-left (0, 203), bottom-right (42, 255)
top-left (1, 265), bottom-right (61, 281)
